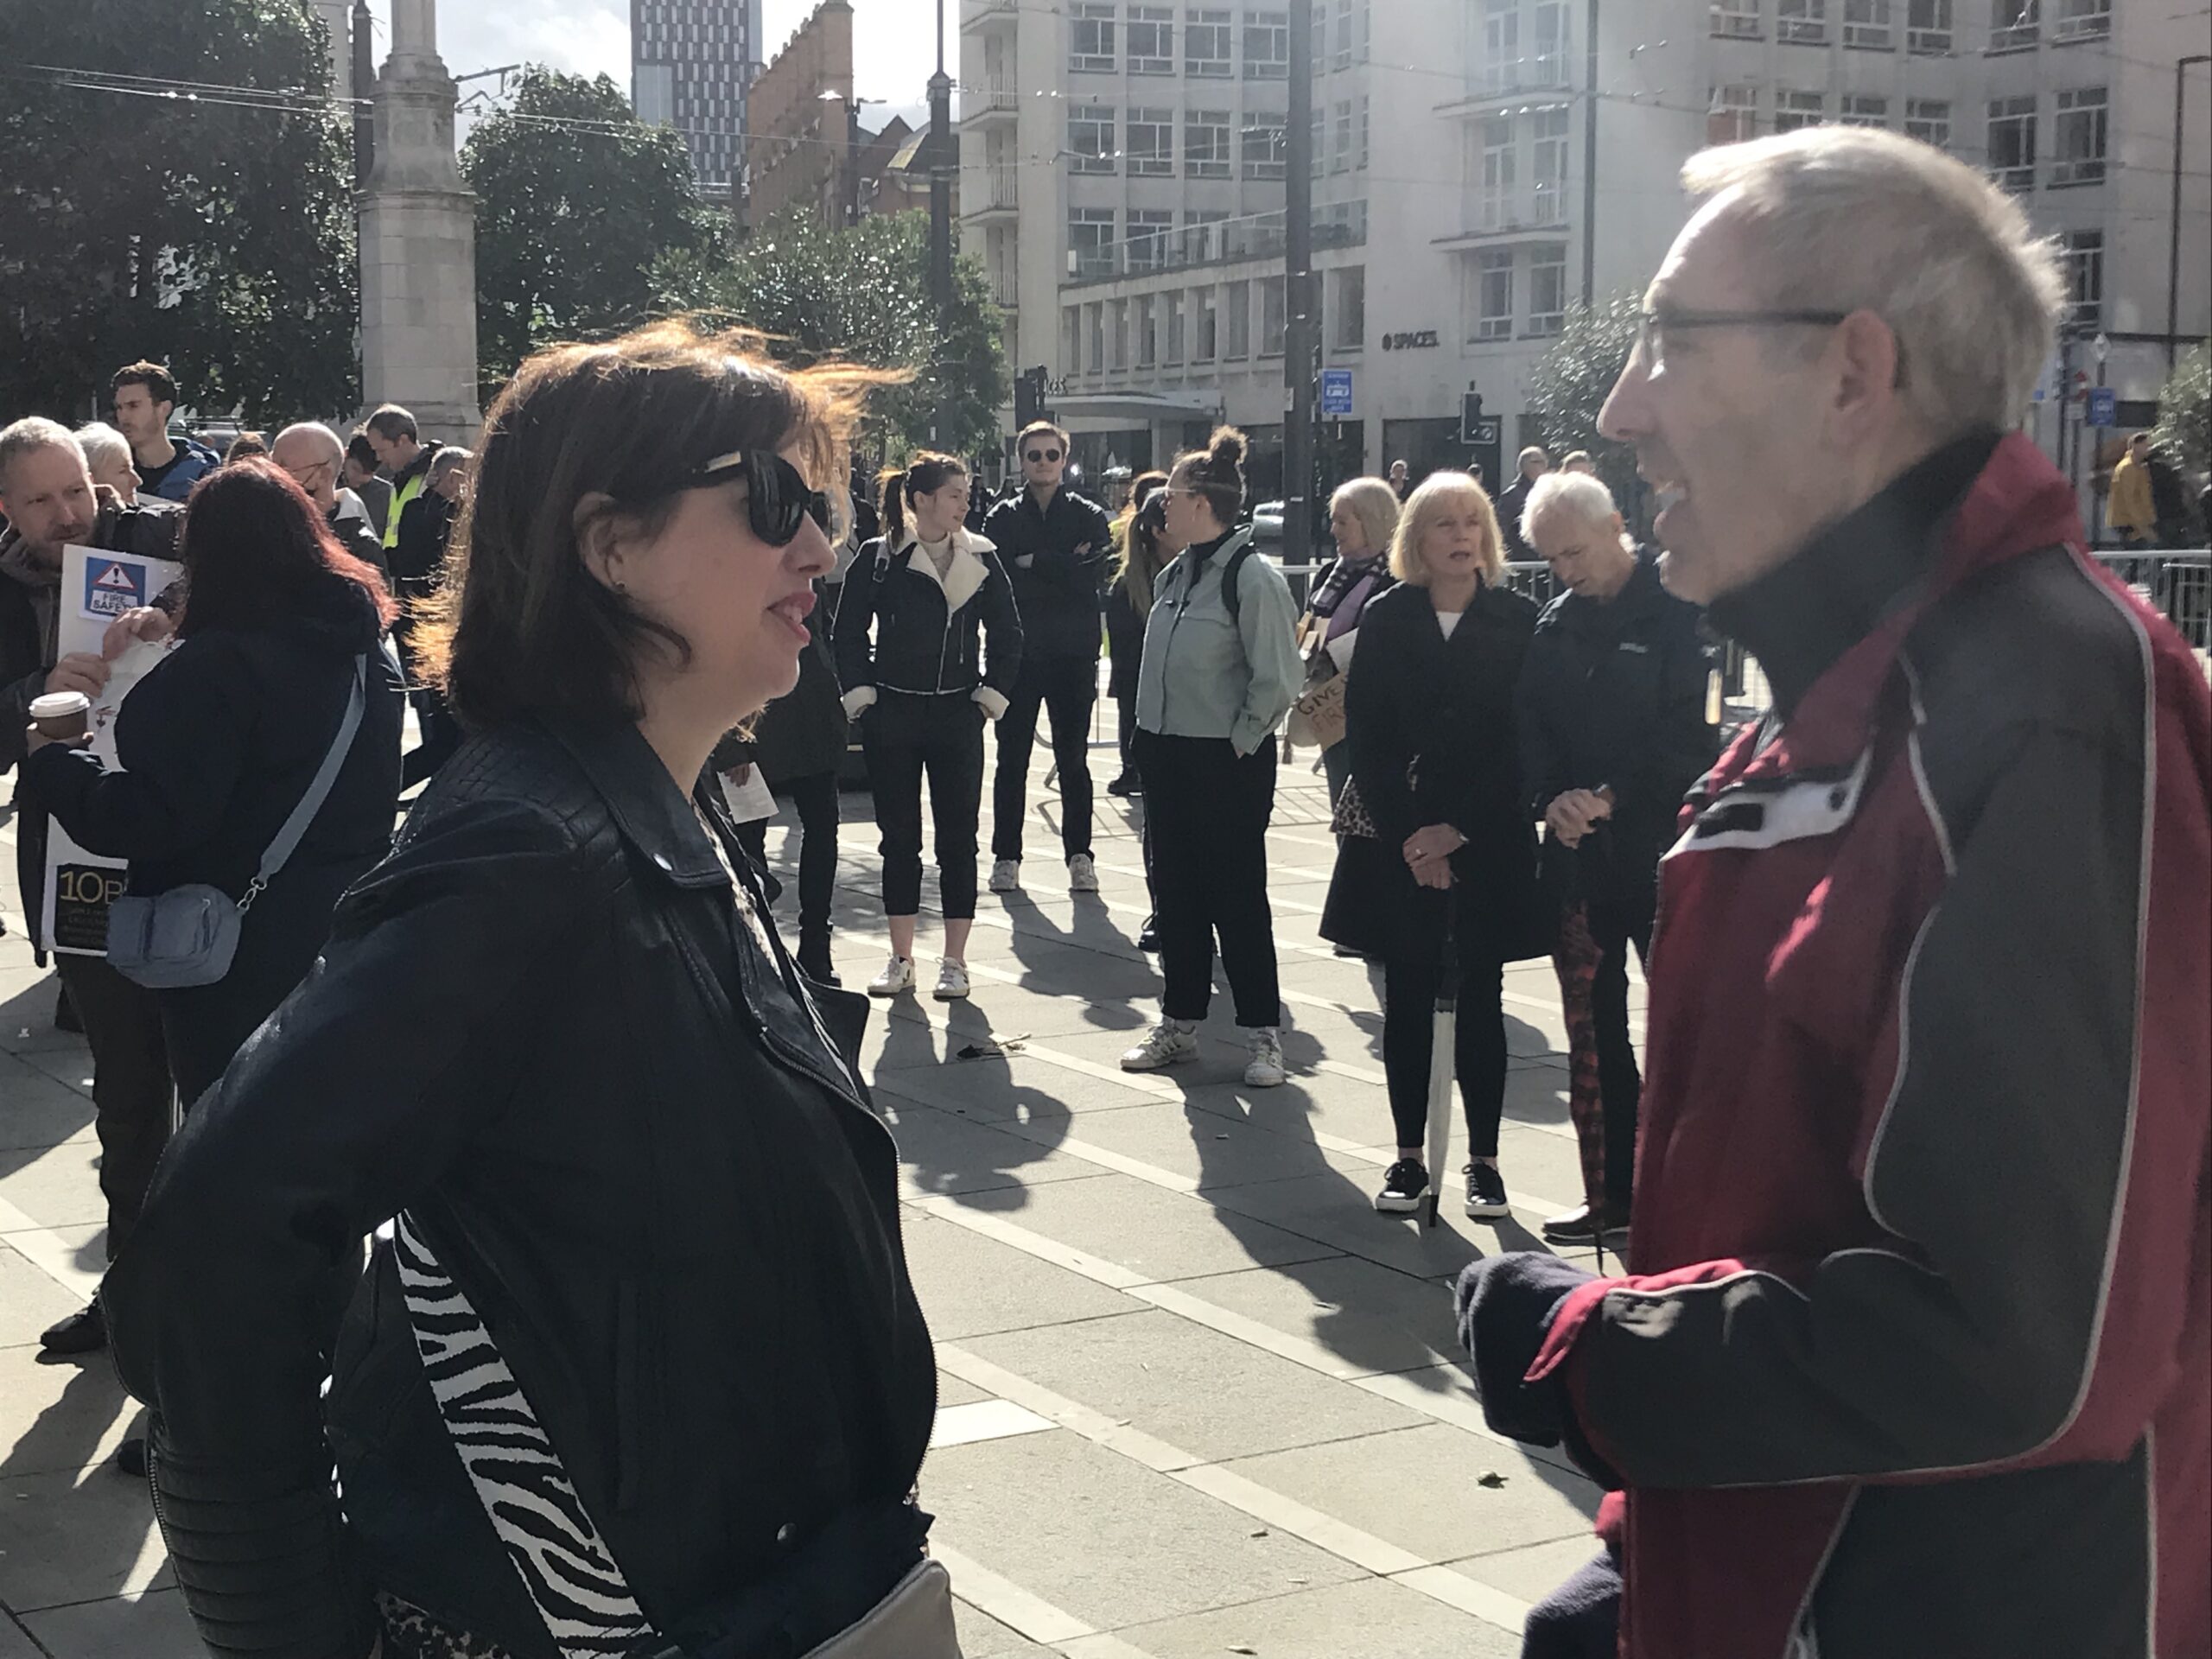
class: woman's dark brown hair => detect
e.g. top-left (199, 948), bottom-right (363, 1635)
top-left (417, 321), bottom-right (891, 728)
top-left (1168, 426), bottom-right (1247, 530)
top-left (176, 461), bottom-right (397, 638)
top-left (876, 451), bottom-right (967, 546)
top-left (1113, 469), bottom-right (1169, 610)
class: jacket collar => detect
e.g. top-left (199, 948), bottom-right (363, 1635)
top-left (539, 713), bottom-right (731, 889)
top-left (892, 526), bottom-right (995, 613)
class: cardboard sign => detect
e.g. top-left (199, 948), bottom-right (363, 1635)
top-left (40, 545), bottom-right (183, 956)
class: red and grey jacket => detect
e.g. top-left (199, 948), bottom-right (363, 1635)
top-left (1529, 432), bottom-right (2210, 1658)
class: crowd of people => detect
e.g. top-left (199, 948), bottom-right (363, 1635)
top-left (0, 124), bottom-right (2203, 1659)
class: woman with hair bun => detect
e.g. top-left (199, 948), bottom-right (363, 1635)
top-left (835, 452), bottom-right (1023, 1001)
top-left (1121, 427), bottom-right (1302, 1087)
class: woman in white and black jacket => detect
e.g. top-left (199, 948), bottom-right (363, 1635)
top-left (835, 453), bottom-right (1023, 1001)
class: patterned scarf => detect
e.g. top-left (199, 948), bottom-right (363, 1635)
top-left (1306, 552), bottom-right (1386, 620)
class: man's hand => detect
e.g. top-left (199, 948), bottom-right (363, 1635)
top-left (721, 762), bottom-right (753, 787)
top-left (1544, 788), bottom-right (1614, 848)
top-left (102, 607), bottom-right (174, 658)
top-left (46, 654), bottom-right (110, 699)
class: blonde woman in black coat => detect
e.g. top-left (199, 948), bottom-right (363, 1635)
top-left (1320, 472), bottom-right (1546, 1220)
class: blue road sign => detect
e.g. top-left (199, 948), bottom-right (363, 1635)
top-left (2085, 386), bottom-right (2117, 428)
top-left (1320, 368), bottom-right (1353, 416)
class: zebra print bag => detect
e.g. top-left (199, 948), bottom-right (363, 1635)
top-left (391, 1215), bottom-right (961, 1659)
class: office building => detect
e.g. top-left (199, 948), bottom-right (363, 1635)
top-left (632, 0), bottom-right (767, 194)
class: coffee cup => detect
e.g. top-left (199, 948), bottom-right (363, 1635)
top-left (29, 691), bottom-right (91, 742)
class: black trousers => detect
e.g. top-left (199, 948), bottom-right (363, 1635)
top-left (54, 954), bottom-right (175, 1261)
top-left (863, 692), bottom-right (984, 920)
top-left (1382, 939), bottom-right (1507, 1158)
top-left (733, 772), bottom-right (841, 953)
top-left (992, 655), bottom-right (1097, 861)
top-left (1136, 729), bottom-right (1280, 1027)
top-left (1587, 891), bottom-right (1655, 1211)
top-left (1113, 688), bottom-right (1140, 784)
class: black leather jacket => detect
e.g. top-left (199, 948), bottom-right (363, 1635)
top-left (101, 715), bottom-right (938, 1659)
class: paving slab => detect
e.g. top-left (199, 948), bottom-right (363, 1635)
top-left (921, 1432), bottom-right (1362, 1630)
top-left (17, 1586), bottom-right (201, 1659)
top-left (0, 1138), bottom-right (108, 1236)
top-left (1447, 1532), bottom-right (1611, 1607)
top-left (0, 1056), bottom-right (96, 1152)
top-left (1167, 1255), bottom-right (1465, 1380)
top-left (0, 1611), bottom-right (42, 1658)
top-left (899, 1211), bottom-right (1143, 1340)
top-left (935, 1370), bottom-right (993, 1408)
top-left (951, 1598), bottom-right (1059, 1657)
top-left (1032, 1096), bottom-right (1351, 1192)
top-left (0, 1467), bottom-right (170, 1611)
top-left (0, 1345), bottom-right (138, 1479)
top-left (886, 1102), bottom-right (1102, 1205)
top-left (1217, 1422), bottom-right (1603, 1566)
top-left (0, 1241), bottom-right (89, 1336)
top-left (868, 1052), bottom-right (1164, 1122)
top-left (959, 1172), bottom-right (1344, 1283)
top-left (1113, 1573), bottom-right (1523, 1659)
top-left (962, 1308), bottom-right (1425, 1463)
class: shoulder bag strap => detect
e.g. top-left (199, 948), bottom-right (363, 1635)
top-left (239, 653), bottom-right (366, 913)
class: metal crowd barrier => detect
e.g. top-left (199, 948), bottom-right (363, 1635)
top-left (2092, 550), bottom-right (2211, 655)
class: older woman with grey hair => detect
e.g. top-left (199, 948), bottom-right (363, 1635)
top-left (74, 422), bottom-right (142, 504)
top-left (1302, 475), bottom-right (1402, 807)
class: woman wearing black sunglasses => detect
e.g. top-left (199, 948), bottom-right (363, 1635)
top-left (99, 323), bottom-right (957, 1659)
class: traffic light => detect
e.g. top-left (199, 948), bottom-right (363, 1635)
top-left (1014, 365), bottom-right (1048, 430)
top-left (1459, 390), bottom-right (1485, 446)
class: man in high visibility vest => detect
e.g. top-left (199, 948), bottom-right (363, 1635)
top-left (365, 404), bottom-right (436, 556)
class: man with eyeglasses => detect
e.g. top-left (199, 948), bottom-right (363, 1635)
top-left (982, 420), bottom-right (1116, 895)
top-left (1454, 127), bottom-right (2209, 1659)
top-left (271, 423), bottom-right (391, 585)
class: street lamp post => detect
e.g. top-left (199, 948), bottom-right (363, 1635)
top-left (2169, 54), bottom-right (2210, 372)
top-left (929, 0), bottom-right (954, 443)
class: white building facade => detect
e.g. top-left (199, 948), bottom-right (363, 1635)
top-left (961, 0), bottom-right (2208, 510)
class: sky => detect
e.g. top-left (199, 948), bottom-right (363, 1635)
top-left (368, 1), bottom-right (950, 130)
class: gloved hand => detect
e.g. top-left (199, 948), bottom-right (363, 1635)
top-left (1454, 1250), bottom-right (1596, 1446)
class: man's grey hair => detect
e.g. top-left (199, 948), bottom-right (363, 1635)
top-left (1521, 470), bottom-right (1622, 546)
top-left (429, 446), bottom-right (474, 482)
top-left (1516, 446), bottom-right (1550, 469)
top-left (0, 416), bottom-right (84, 492)
top-left (1681, 126), bottom-right (2065, 439)
top-left (272, 421), bottom-right (346, 462)
top-left (73, 421), bottom-right (133, 477)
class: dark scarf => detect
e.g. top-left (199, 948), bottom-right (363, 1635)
top-left (1308, 551), bottom-right (1387, 619)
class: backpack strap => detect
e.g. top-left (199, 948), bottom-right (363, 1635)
top-left (238, 653), bottom-right (365, 915)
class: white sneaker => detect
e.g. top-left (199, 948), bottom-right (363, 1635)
top-left (1120, 1019), bottom-right (1199, 1071)
top-left (1243, 1027), bottom-right (1287, 1088)
top-left (932, 959), bottom-right (971, 1001)
top-left (990, 858), bottom-right (1021, 893)
top-left (1067, 853), bottom-right (1100, 893)
top-left (867, 956), bottom-right (915, 997)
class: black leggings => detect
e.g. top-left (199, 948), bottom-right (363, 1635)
top-left (732, 771), bottom-right (840, 949)
top-left (1382, 947), bottom-right (1507, 1157)
top-left (863, 692), bottom-right (985, 918)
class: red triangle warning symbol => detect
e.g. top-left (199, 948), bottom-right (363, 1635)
top-left (92, 563), bottom-right (138, 591)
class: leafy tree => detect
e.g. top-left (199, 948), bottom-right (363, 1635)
top-left (0, 0), bottom-right (358, 424)
top-left (462, 68), bottom-right (727, 388)
top-left (1523, 293), bottom-right (1649, 530)
top-left (658, 208), bottom-right (1008, 462)
top-left (2151, 342), bottom-right (2210, 481)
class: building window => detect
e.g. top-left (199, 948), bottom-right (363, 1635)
top-left (1243, 10), bottom-right (1288, 77)
top-left (1243, 112), bottom-right (1287, 178)
top-left (1843, 0), bottom-right (1891, 48)
top-left (1711, 0), bottom-right (1763, 38)
top-left (1194, 288), bottom-right (1219, 359)
top-left (2051, 86), bottom-right (2107, 186)
top-left (1225, 281), bottom-right (1252, 357)
top-left (1127, 209), bottom-right (1176, 270)
top-left (1905, 98), bottom-right (1951, 148)
top-left (2061, 229), bottom-right (2101, 328)
top-left (1164, 290), bottom-right (1185, 363)
top-left (1063, 307), bottom-right (1082, 376)
top-left (1988, 95), bottom-right (2037, 190)
top-left (1185, 109), bottom-right (1232, 176)
top-left (1480, 113), bottom-right (1516, 226)
top-left (1128, 107), bottom-right (1174, 175)
top-left (1186, 9), bottom-right (1233, 73)
top-left (1110, 299), bottom-right (1129, 370)
top-left (1311, 106), bottom-right (1325, 179)
top-left (2052, 0), bottom-right (2109, 40)
top-left (1134, 295), bottom-right (1157, 366)
top-left (1070, 207), bottom-right (1116, 277)
top-left (1533, 105), bottom-right (1569, 223)
top-left (1774, 89), bottom-right (1826, 132)
top-left (1319, 196), bottom-right (1369, 244)
top-left (1481, 0), bottom-right (1519, 96)
top-left (1332, 99), bottom-right (1353, 173)
top-left (1087, 302), bottom-right (1105, 373)
top-left (1777, 0), bottom-right (1827, 43)
top-left (1069, 105), bottom-right (1117, 173)
top-left (1531, 1), bottom-right (1568, 84)
top-left (1071, 2), bottom-right (1118, 72)
top-left (1356, 94), bottom-right (1370, 168)
top-left (1326, 0), bottom-right (1350, 67)
top-left (1990, 0), bottom-right (2036, 51)
top-left (1840, 94), bottom-right (1888, 126)
top-left (1261, 274), bottom-right (1287, 354)
top-left (1528, 248), bottom-right (1566, 335)
top-left (1309, 2), bottom-right (1325, 78)
top-left (1709, 83), bottom-right (1759, 144)
top-left (1128, 5), bottom-right (1174, 71)
top-left (1331, 264), bottom-right (1365, 350)
top-left (1182, 207), bottom-right (1230, 261)
top-left (1472, 248), bottom-right (1514, 340)
top-left (1906, 0), bottom-right (1950, 52)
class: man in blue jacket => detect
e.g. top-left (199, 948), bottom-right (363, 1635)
top-left (982, 423), bottom-right (1115, 895)
top-left (109, 361), bottom-right (219, 505)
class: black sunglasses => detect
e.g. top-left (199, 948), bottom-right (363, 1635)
top-left (1026, 448), bottom-right (1063, 464)
top-left (680, 449), bottom-right (836, 545)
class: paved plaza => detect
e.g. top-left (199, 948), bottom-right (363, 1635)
top-left (0, 736), bottom-right (1640, 1659)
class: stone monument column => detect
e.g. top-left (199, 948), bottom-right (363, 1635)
top-left (357, 0), bottom-right (481, 442)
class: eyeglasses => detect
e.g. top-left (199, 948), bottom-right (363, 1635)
top-left (1635, 307), bottom-right (1850, 370)
top-left (1025, 448), bottom-right (1063, 464)
top-left (680, 449), bottom-right (836, 546)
